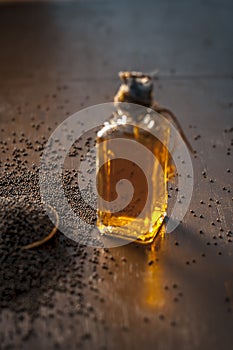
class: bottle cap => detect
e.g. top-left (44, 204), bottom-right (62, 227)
top-left (114, 71), bottom-right (153, 107)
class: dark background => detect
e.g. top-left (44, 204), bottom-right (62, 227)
top-left (0, 1), bottom-right (232, 349)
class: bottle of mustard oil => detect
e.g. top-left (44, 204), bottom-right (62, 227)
top-left (96, 72), bottom-right (175, 244)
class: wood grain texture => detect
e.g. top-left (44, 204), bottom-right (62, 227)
top-left (0, 1), bottom-right (232, 349)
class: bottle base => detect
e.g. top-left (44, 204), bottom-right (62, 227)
top-left (97, 212), bottom-right (166, 244)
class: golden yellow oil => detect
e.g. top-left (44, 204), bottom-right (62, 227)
top-left (96, 123), bottom-right (172, 244)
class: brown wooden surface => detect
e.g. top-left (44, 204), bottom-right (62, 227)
top-left (0, 1), bottom-right (233, 349)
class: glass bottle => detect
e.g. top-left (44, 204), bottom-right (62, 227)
top-left (96, 72), bottom-right (174, 244)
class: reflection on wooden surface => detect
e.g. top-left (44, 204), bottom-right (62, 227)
top-left (0, 1), bottom-right (232, 349)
